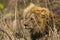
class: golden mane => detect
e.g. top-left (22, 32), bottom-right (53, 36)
top-left (23, 3), bottom-right (60, 40)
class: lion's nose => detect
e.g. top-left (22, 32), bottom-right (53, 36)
top-left (24, 24), bottom-right (28, 29)
top-left (24, 24), bottom-right (28, 26)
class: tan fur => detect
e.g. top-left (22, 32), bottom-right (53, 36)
top-left (23, 3), bottom-right (50, 33)
top-left (23, 3), bottom-right (60, 40)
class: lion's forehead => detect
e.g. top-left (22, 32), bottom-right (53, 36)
top-left (24, 7), bottom-right (49, 21)
top-left (24, 5), bottom-right (50, 25)
top-left (31, 6), bottom-right (49, 14)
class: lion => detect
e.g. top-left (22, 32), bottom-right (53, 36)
top-left (23, 3), bottom-right (60, 40)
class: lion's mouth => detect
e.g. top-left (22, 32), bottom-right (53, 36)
top-left (25, 27), bottom-right (32, 31)
top-left (24, 24), bottom-right (32, 31)
top-left (25, 27), bottom-right (32, 30)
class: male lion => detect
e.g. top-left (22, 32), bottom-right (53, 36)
top-left (23, 3), bottom-right (60, 40)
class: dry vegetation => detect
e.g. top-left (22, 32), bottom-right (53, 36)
top-left (0, 0), bottom-right (60, 40)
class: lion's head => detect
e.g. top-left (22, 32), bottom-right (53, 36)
top-left (23, 3), bottom-right (50, 32)
top-left (23, 3), bottom-right (60, 40)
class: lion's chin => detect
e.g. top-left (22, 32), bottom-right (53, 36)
top-left (24, 27), bottom-right (32, 32)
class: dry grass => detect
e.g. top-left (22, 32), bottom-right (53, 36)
top-left (0, 0), bottom-right (60, 40)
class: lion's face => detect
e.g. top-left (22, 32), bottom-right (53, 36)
top-left (23, 4), bottom-right (50, 33)
top-left (24, 7), bottom-right (48, 31)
